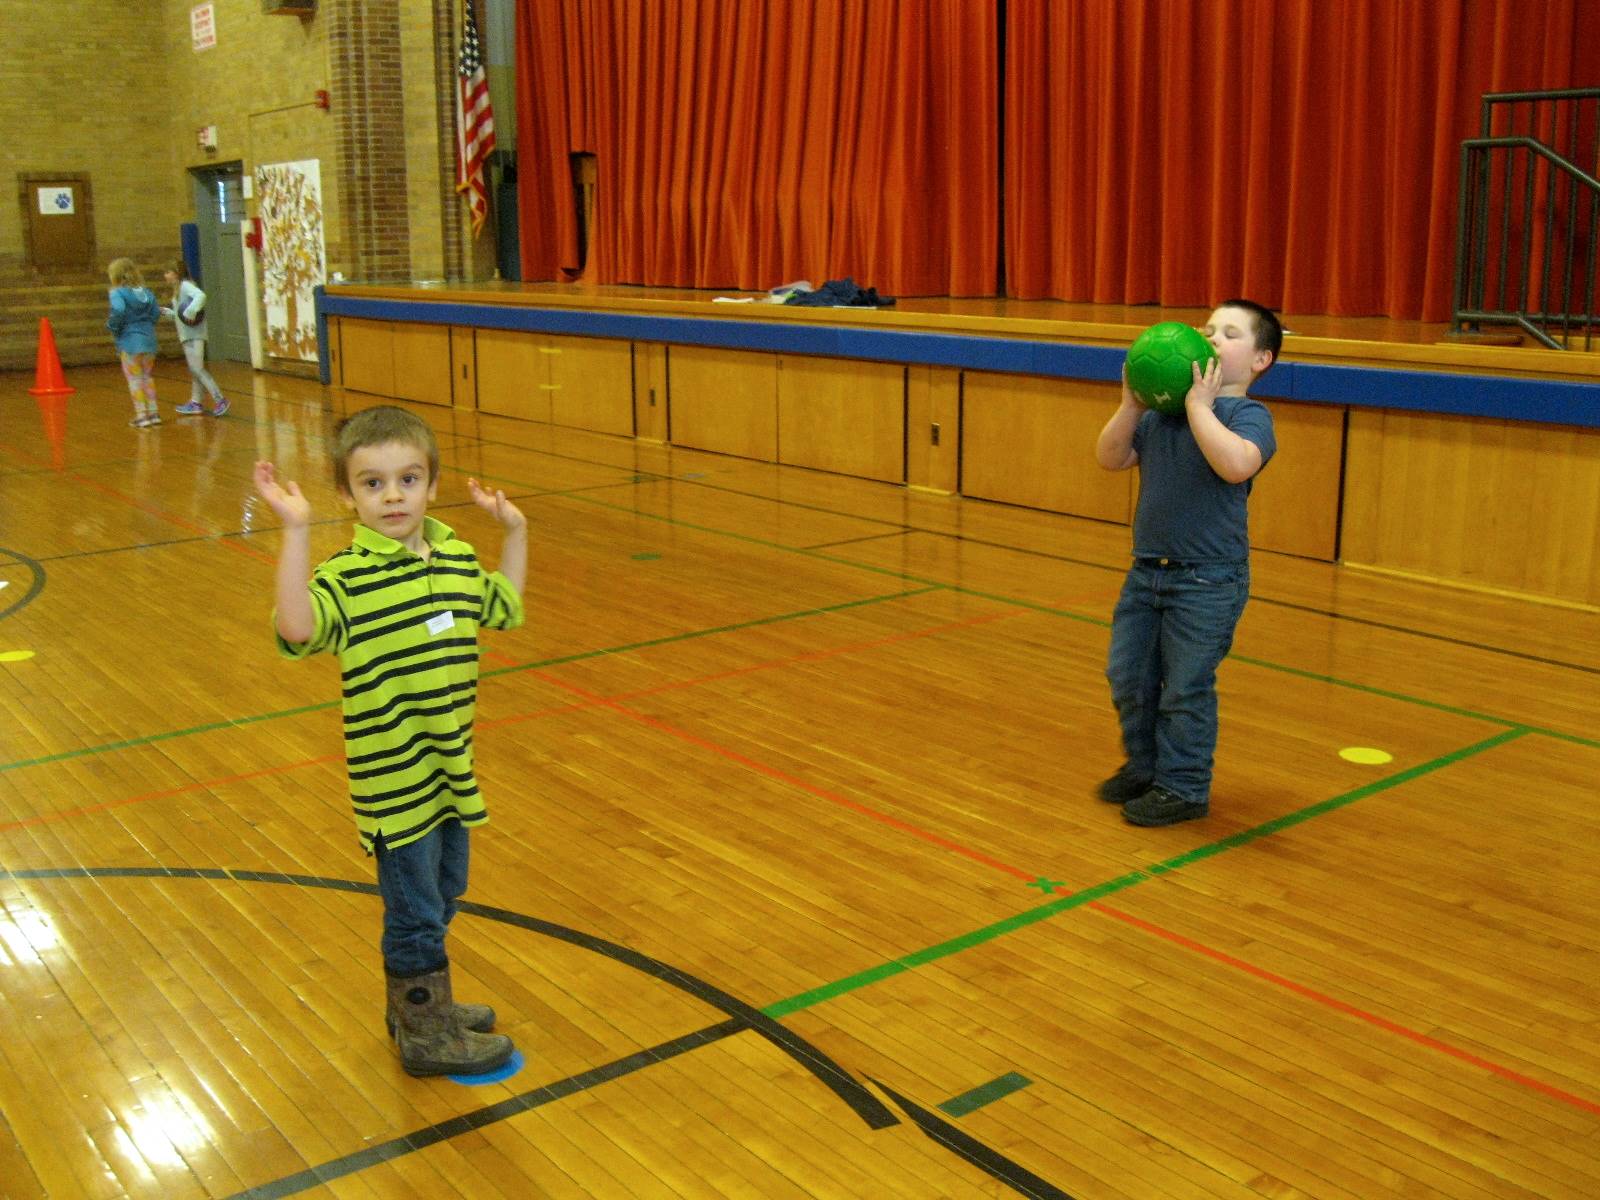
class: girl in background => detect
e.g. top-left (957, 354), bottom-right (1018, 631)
top-left (162, 260), bottom-right (228, 416)
top-left (105, 257), bottom-right (162, 427)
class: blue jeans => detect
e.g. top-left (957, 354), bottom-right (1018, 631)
top-left (1105, 560), bottom-right (1251, 804)
top-left (375, 819), bottom-right (469, 977)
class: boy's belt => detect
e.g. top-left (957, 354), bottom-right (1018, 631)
top-left (1134, 556), bottom-right (1199, 568)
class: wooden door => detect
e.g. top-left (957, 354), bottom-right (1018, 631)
top-left (25, 179), bottom-right (92, 269)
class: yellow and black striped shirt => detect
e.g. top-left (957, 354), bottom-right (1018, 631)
top-left (277, 516), bottom-right (524, 853)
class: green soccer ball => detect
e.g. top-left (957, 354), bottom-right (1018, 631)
top-left (1125, 321), bottom-right (1218, 415)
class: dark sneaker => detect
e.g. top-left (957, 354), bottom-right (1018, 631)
top-left (1124, 785), bottom-right (1208, 827)
top-left (1096, 765), bottom-right (1153, 804)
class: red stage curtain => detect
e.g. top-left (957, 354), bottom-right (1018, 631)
top-left (514, 0), bottom-right (999, 296)
top-left (1005, 0), bottom-right (1600, 320)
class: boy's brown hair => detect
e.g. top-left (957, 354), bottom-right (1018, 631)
top-left (331, 406), bottom-right (441, 492)
top-left (1218, 297), bottom-right (1284, 370)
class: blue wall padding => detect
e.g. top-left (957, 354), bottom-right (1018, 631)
top-left (314, 293), bottom-right (1600, 428)
top-left (179, 223), bottom-right (201, 284)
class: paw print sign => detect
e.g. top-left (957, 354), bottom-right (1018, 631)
top-left (37, 186), bottom-right (74, 215)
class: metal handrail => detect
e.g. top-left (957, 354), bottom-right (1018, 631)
top-left (1452, 90), bottom-right (1599, 351)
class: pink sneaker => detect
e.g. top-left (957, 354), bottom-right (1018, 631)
top-left (210, 396), bottom-right (229, 417)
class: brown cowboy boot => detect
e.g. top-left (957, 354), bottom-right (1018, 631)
top-left (386, 966), bottom-right (514, 1077)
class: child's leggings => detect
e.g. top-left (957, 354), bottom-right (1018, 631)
top-left (182, 340), bottom-right (223, 405)
top-left (118, 352), bottom-right (157, 415)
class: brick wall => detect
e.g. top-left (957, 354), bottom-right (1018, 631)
top-left (3, 0), bottom-right (481, 285)
top-left (1, 0), bottom-right (171, 266)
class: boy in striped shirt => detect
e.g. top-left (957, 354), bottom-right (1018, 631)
top-left (253, 405), bottom-right (527, 1077)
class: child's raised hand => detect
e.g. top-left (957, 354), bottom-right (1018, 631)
top-left (253, 461), bottom-right (313, 528)
top-left (468, 478), bottom-right (526, 531)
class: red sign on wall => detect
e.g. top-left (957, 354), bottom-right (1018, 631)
top-left (192, 3), bottom-right (216, 51)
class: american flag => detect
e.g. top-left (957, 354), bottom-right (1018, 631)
top-left (455, 0), bottom-right (496, 238)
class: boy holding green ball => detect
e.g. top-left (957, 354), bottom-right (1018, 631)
top-left (1093, 300), bottom-right (1283, 826)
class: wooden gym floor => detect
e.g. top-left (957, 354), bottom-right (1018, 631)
top-left (1, 359), bottom-right (1597, 1199)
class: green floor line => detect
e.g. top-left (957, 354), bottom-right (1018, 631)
top-left (1145, 726), bottom-right (1532, 874)
top-left (0, 701), bottom-right (338, 775)
top-left (0, 586), bottom-right (942, 774)
top-left (559, 490), bottom-right (1112, 620)
top-left (554, 491), bottom-right (1596, 744)
top-left (1228, 654), bottom-right (1531, 726)
top-left (481, 586), bottom-right (943, 680)
top-left (761, 726), bottom-right (1529, 1019)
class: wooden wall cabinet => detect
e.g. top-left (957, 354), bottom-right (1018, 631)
top-left (321, 301), bottom-right (1600, 599)
top-left (337, 317), bottom-right (451, 406)
top-left (666, 349), bottom-right (907, 483)
top-left (336, 316), bottom-right (394, 397)
top-left (1342, 408), bottom-right (1600, 606)
top-left (449, 327), bottom-right (477, 408)
top-left (777, 357), bottom-right (906, 483)
top-left (961, 371), bottom-right (1134, 524)
top-left (476, 328), bottom-right (551, 423)
top-left (667, 346), bottom-right (780, 460)
top-left (547, 335), bottom-right (635, 436)
top-left (476, 330), bottom-right (634, 434)
top-left (907, 365), bottom-right (961, 493)
top-left (1248, 401), bottom-right (1347, 562)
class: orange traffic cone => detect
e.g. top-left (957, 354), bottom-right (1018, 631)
top-left (28, 317), bottom-right (76, 397)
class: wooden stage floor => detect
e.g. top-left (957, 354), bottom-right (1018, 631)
top-left (1, 357), bottom-right (1597, 1198)
top-left (331, 282), bottom-right (1600, 381)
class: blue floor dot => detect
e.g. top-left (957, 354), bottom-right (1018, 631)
top-left (450, 1047), bottom-right (525, 1086)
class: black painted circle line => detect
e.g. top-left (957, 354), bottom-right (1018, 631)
top-left (4, 865), bottom-right (893, 1128)
top-left (2, 866), bottom-right (1066, 1197)
top-left (0, 547), bottom-right (46, 622)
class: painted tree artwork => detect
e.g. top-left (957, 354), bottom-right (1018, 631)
top-left (256, 160), bottom-right (327, 361)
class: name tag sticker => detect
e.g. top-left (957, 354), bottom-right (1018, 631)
top-left (425, 612), bottom-right (455, 636)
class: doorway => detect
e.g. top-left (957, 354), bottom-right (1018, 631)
top-left (21, 174), bottom-right (95, 271)
top-left (190, 165), bottom-right (250, 364)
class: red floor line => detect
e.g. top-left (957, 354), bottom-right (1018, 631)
top-left (1089, 900), bottom-right (1600, 1117)
top-left (0, 435), bottom-right (272, 564)
top-left (6, 559), bottom-right (1590, 1120)
top-left (4, 603), bottom-right (1028, 830)
top-left (0, 752), bottom-right (343, 833)
top-left (532, 668), bottom-right (1038, 883)
top-left (594, 603), bottom-right (1023, 702)
top-left (68, 471), bottom-right (274, 564)
top-left (531, 658), bottom-right (1600, 1121)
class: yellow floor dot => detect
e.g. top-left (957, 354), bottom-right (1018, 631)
top-left (1339, 746), bottom-right (1393, 765)
top-left (0, 650), bottom-right (36, 663)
